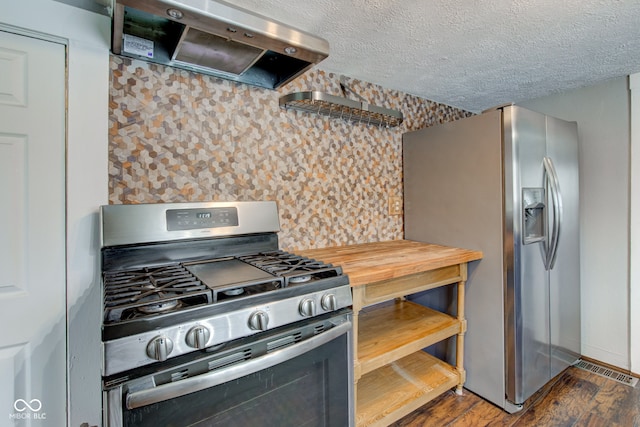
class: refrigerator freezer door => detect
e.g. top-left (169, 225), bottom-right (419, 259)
top-left (504, 106), bottom-right (551, 406)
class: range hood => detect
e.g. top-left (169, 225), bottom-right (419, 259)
top-left (111, 0), bottom-right (329, 89)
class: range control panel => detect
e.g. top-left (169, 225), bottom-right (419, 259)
top-left (166, 207), bottom-right (239, 231)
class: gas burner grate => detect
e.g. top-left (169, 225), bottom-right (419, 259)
top-left (238, 251), bottom-right (342, 286)
top-left (103, 263), bottom-right (212, 323)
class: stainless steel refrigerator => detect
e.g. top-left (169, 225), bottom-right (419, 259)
top-left (403, 105), bottom-right (581, 412)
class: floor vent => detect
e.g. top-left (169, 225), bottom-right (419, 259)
top-left (574, 360), bottom-right (639, 387)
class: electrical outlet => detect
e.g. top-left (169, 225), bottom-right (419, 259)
top-left (388, 196), bottom-right (402, 215)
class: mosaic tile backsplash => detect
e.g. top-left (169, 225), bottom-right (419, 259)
top-left (109, 55), bottom-right (472, 251)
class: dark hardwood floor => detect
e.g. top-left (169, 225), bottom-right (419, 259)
top-left (390, 366), bottom-right (640, 427)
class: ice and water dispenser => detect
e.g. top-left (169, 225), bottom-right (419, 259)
top-left (522, 188), bottom-right (545, 244)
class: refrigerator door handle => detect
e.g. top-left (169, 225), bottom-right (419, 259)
top-left (543, 156), bottom-right (563, 270)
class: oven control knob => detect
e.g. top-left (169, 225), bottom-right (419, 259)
top-left (321, 294), bottom-right (338, 311)
top-left (146, 336), bottom-right (174, 361)
top-left (299, 298), bottom-right (316, 317)
top-left (185, 325), bottom-right (211, 349)
top-left (248, 311), bottom-right (269, 331)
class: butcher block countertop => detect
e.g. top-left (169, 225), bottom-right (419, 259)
top-left (299, 240), bottom-right (483, 287)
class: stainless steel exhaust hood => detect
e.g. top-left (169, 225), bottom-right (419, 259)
top-left (112, 0), bottom-right (329, 89)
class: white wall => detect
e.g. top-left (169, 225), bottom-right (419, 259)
top-left (630, 73), bottom-right (640, 374)
top-left (518, 77), bottom-right (631, 369)
top-left (0, 1), bottom-right (110, 425)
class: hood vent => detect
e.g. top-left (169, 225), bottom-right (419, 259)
top-left (279, 91), bottom-right (403, 128)
top-left (112, 0), bottom-right (329, 90)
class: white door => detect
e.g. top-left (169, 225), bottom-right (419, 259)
top-left (0, 30), bottom-right (66, 425)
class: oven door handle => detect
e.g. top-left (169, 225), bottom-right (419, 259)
top-left (125, 320), bottom-right (352, 410)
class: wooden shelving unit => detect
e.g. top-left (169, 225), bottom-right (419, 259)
top-left (299, 240), bottom-right (482, 427)
top-left (352, 265), bottom-right (469, 426)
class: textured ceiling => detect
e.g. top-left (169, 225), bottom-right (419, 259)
top-left (222, 0), bottom-right (640, 113)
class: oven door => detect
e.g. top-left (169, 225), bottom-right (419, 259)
top-left (104, 310), bottom-right (353, 427)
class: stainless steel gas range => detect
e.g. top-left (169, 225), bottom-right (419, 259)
top-left (100, 201), bottom-right (354, 427)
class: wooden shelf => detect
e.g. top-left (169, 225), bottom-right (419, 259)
top-left (358, 300), bottom-right (461, 376)
top-left (356, 351), bottom-right (459, 427)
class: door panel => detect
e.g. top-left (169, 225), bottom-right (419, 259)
top-left (0, 30), bottom-right (66, 425)
top-left (0, 44), bottom-right (27, 106)
top-left (0, 134), bottom-right (26, 296)
top-left (0, 344), bottom-right (29, 422)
